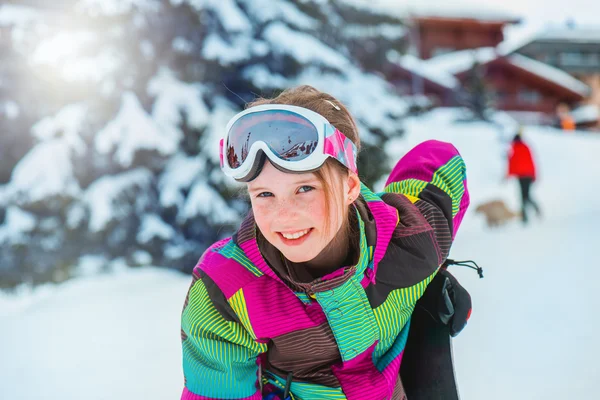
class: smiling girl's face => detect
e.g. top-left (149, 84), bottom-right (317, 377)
top-left (248, 161), bottom-right (359, 263)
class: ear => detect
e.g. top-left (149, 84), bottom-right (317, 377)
top-left (345, 172), bottom-right (361, 205)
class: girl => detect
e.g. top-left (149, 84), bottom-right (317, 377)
top-left (181, 86), bottom-right (469, 400)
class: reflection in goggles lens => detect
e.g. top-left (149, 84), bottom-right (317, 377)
top-left (226, 111), bottom-right (319, 169)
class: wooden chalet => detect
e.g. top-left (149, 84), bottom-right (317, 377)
top-left (386, 12), bottom-right (593, 126)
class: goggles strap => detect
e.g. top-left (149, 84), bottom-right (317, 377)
top-left (323, 128), bottom-right (358, 174)
top-left (219, 138), bottom-right (224, 169)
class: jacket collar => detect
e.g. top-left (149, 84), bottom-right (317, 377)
top-left (233, 183), bottom-right (397, 294)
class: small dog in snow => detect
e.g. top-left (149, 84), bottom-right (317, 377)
top-left (475, 200), bottom-right (520, 227)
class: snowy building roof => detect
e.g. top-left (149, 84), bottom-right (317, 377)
top-left (536, 27), bottom-right (600, 43)
top-left (424, 47), bottom-right (497, 75)
top-left (404, 4), bottom-right (519, 23)
top-left (499, 26), bottom-right (600, 55)
top-left (340, 0), bottom-right (520, 23)
top-left (570, 104), bottom-right (600, 124)
top-left (495, 28), bottom-right (541, 57)
top-left (387, 51), bottom-right (459, 89)
top-left (342, 23), bottom-right (407, 41)
top-left (425, 47), bottom-right (591, 98)
top-left (507, 54), bottom-right (591, 97)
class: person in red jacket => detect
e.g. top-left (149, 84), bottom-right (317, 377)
top-left (507, 132), bottom-right (541, 224)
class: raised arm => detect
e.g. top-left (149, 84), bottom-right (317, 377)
top-left (383, 139), bottom-right (469, 261)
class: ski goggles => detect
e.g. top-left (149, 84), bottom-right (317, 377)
top-left (220, 104), bottom-right (358, 182)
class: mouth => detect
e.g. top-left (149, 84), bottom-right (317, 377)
top-left (277, 228), bottom-right (313, 246)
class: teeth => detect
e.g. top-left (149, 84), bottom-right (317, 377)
top-left (281, 229), bottom-right (310, 240)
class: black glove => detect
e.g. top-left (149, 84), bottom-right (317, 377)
top-left (416, 268), bottom-right (472, 337)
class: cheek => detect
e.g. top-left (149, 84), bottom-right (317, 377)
top-left (302, 195), bottom-right (329, 229)
top-left (250, 201), bottom-right (273, 230)
top-left (310, 202), bottom-right (327, 226)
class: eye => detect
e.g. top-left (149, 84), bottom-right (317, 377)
top-left (298, 185), bottom-right (314, 193)
top-left (256, 192), bottom-right (273, 198)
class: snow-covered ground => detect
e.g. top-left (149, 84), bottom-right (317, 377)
top-left (389, 110), bottom-right (600, 400)
top-left (0, 266), bottom-right (189, 399)
top-left (1, 109), bottom-right (599, 400)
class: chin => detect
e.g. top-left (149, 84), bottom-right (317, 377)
top-left (281, 249), bottom-right (317, 264)
top-left (283, 252), bottom-right (314, 264)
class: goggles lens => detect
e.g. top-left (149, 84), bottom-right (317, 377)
top-left (226, 110), bottom-right (319, 169)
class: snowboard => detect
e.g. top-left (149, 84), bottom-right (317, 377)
top-left (399, 271), bottom-right (462, 400)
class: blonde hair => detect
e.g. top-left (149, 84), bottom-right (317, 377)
top-left (246, 85), bottom-right (361, 239)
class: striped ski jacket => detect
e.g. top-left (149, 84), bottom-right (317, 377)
top-left (181, 140), bottom-right (469, 400)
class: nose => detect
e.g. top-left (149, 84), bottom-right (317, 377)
top-left (274, 197), bottom-right (300, 221)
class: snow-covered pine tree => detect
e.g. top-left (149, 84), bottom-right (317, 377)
top-left (0, 0), bottom-right (411, 287)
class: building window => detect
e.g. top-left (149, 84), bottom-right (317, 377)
top-left (518, 89), bottom-right (541, 105)
top-left (560, 52), bottom-right (600, 68)
top-left (541, 53), bottom-right (558, 65)
top-left (560, 52), bottom-right (585, 66)
top-left (583, 53), bottom-right (600, 67)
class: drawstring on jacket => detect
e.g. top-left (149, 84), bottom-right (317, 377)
top-left (442, 258), bottom-right (484, 279)
top-left (262, 371), bottom-right (294, 400)
top-left (283, 372), bottom-right (293, 399)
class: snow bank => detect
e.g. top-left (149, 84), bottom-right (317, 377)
top-left (0, 267), bottom-right (190, 399)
